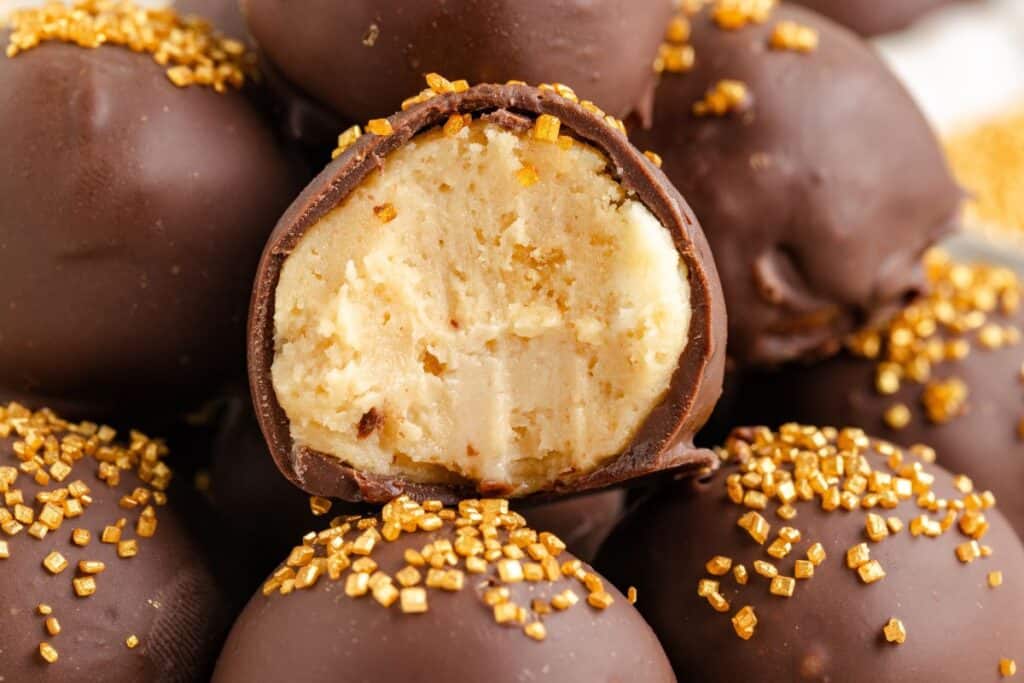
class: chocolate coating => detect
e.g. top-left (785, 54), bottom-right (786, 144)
top-left (791, 0), bottom-right (960, 37)
top-left (243, 0), bottom-right (673, 124)
top-left (213, 515), bottom-right (675, 683)
top-left (630, 5), bottom-right (960, 368)
top-left (734, 308), bottom-right (1024, 537)
top-left (174, 0), bottom-right (248, 40)
top-left (248, 82), bottom-right (727, 504)
top-left (0, 409), bottom-right (229, 681)
top-left (597, 429), bottom-right (1024, 681)
top-left (0, 36), bottom-right (304, 419)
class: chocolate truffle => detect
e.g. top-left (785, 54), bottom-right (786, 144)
top-left (243, 0), bottom-right (674, 124)
top-left (248, 79), bottom-right (726, 503)
top-left (630, 3), bottom-right (960, 367)
top-left (0, 402), bottom-right (228, 681)
top-left (597, 425), bottom-right (1024, 681)
top-left (212, 496), bottom-right (674, 683)
top-left (0, 3), bottom-right (303, 419)
top-left (735, 251), bottom-right (1024, 535)
top-left (791, 0), bottom-right (958, 37)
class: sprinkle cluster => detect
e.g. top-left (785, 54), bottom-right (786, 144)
top-left (0, 402), bottom-right (171, 663)
top-left (945, 107), bottom-right (1024, 238)
top-left (5, 0), bottom-right (253, 92)
top-left (844, 250), bottom-right (1022, 431)
top-left (331, 74), bottom-right (630, 162)
top-left (262, 495), bottom-right (621, 642)
top-left (701, 424), bottom-right (1006, 661)
top-left (654, 0), bottom-right (819, 116)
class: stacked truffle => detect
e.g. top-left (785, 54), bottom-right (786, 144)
top-left (1, 0), bottom-right (1019, 681)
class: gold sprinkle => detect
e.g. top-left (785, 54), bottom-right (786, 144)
top-left (42, 551), bottom-right (68, 575)
top-left (37, 604), bottom-right (52, 616)
top-left (753, 560), bottom-right (778, 579)
top-left (737, 511), bottom-right (770, 545)
top-left (400, 587), bottom-right (428, 614)
top-left (332, 125), bottom-right (363, 159)
top-left (733, 564), bottom-right (749, 585)
top-left (806, 542), bottom-right (827, 566)
top-left (587, 591), bottom-right (614, 610)
top-left (712, 0), bottom-right (776, 29)
top-left (846, 543), bottom-right (871, 569)
top-left (309, 497), bottom-right (332, 516)
top-left (883, 403), bottom-right (912, 429)
top-left (73, 576), bottom-right (97, 597)
top-left (884, 618), bottom-right (907, 644)
top-left (627, 586), bottom-right (638, 605)
top-left (770, 575), bottom-right (796, 597)
top-left (794, 560), bottom-right (814, 580)
top-left (366, 119), bottom-right (394, 136)
top-left (532, 114), bottom-right (562, 143)
top-left (644, 151), bottom-right (663, 168)
top-left (694, 80), bottom-right (750, 117)
top-left (78, 560), bottom-right (106, 575)
top-left (956, 540), bottom-right (982, 564)
top-left (769, 20), bottom-right (819, 52)
top-left (126, 635), bottom-right (139, 649)
top-left (1001, 658), bottom-right (1018, 677)
top-left (39, 642), bottom-right (58, 664)
top-left (858, 560), bottom-right (886, 584)
top-left (866, 513), bottom-right (890, 542)
top-left (118, 540), bottom-right (139, 559)
top-left (706, 555), bottom-right (733, 576)
top-left (989, 571), bottom-right (1004, 588)
top-left (45, 616), bottom-right (61, 636)
top-left (524, 621), bottom-right (547, 641)
top-left (731, 605), bottom-right (757, 641)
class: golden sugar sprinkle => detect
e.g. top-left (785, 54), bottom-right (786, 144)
top-left (6, 0), bottom-right (253, 92)
top-left (705, 425), bottom-right (1005, 643)
top-left (693, 80), bottom-right (751, 117)
top-left (260, 495), bottom-right (617, 642)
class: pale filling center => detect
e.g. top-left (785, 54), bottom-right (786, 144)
top-left (272, 121), bottom-right (691, 494)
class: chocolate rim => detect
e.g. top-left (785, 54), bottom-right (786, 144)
top-left (248, 83), bottom-right (727, 504)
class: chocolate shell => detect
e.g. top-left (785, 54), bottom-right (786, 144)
top-left (0, 404), bottom-right (229, 682)
top-left (630, 4), bottom-right (961, 368)
top-left (212, 497), bottom-right (675, 683)
top-left (242, 0), bottom-right (673, 123)
top-left (597, 425), bottom-right (1024, 681)
top-left (0, 17), bottom-right (304, 420)
top-left (248, 82), bottom-right (726, 504)
top-left (791, 0), bottom-right (960, 36)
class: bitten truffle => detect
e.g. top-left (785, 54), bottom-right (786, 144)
top-left (212, 496), bottom-right (674, 683)
top-left (631, 3), bottom-right (960, 367)
top-left (248, 78), bottom-right (726, 503)
top-left (597, 425), bottom-right (1024, 681)
top-left (735, 251), bottom-right (1024, 536)
top-left (791, 0), bottom-right (959, 37)
top-left (0, 402), bottom-right (228, 681)
top-left (0, 3), bottom-right (303, 419)
top-left (243, 0), bottom-right (674, 124)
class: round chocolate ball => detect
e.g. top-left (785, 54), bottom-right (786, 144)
top-left (0, 403), bottom-right (229, 681)
top-left (597, 425), bottom-right (1024, 681)
top-left (791, 0), bottom-right (959, 37)
top-left (0, 9), bottom-right (304, 419)
top-left (243, 0), bottom-right (674, 124)
top-left (734, 252), bottom-right (1024, 536)
top-left (630, 4), bottom-right (961, 368)
top-left (213, 497), bottom-right (674, 682)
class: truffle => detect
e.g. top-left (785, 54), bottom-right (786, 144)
top-left (630, 3), bottom-right (960, 367)
top-left (248, 79), bottom-right (726, 503)
top-left (735, 251), bottom-right (1024, 536)
top-left (0, 402), bottom-right (228, 681)
top-left (790, 0), bottom-right (959, 37)
top-left (212, 496), bottom-right (674, 683)
top-left (0, 3), bottom-right (304, 420)
top-left (243, 0), bottom-right (674, 124)
top-left (597, 424), bottom-right (1024, 681)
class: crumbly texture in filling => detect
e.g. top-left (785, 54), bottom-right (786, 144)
top-left (272, 121), bottom-right (690, 493)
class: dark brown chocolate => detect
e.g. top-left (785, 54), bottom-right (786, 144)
top-left (791, 0), bottom-right (962, 36)
top-left (732, 254), bottom-right (1024, 537)
top-left (0, 29), bottom-right (305, 420)
top-left (212, 499), bottom-right (675, 683)
top-left (597, 426), bottom-right (1024, 681)
top-left (630, 4), bottom-right (961, 368)
top-left (242, 0), bottom-right (673, 123)
top-left (247, 82), bottom-right (727, 504)
top-left (0, 404), bottom-right (229, 681)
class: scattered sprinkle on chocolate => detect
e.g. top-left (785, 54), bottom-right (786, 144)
top-left (693, 79), bottom-right (751, 117)
top-left (1001, 658), bottom-right (1018, 677)
top-left (883, 617), bottom-right (907, 644)
top-left (769, 20), bottom-right (819, 52)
